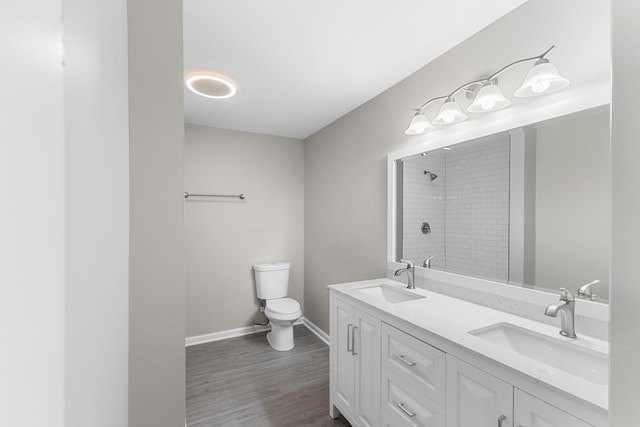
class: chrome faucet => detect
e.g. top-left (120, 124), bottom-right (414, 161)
top-left (544, 288), bottom-right (577, 338)
top-left (577, 280), bottom-right (600, 301)
top-left (423, 256), bottom-right (434, 269)
top-left (394, 259), bottom-right (415, 289)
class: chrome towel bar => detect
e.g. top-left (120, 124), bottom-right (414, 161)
top-left (184, 192), bottom-right (246, 200)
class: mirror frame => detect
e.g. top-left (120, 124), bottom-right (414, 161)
top-left (387, 82), bottom-right (610, 314)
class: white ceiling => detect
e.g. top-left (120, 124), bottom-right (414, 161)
top-left (183, 0), bottom-right (529, 139)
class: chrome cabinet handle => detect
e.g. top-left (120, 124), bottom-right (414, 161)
top-left (346, 324), bottom-right (353, 353)
top-left (397, 402), bottom-right (416, 418)
top-left (498, 415), bottom-right (507, 427)
top-left (396, 354), bottom-right (416, 367)
top-left (352, 326), bottom-right (358, 355)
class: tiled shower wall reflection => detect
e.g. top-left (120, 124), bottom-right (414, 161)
top-left (445, 135), bottom-right (510, 281)
top-left (402, 134), bottom-right (510, 281)
top-left (402, 152), bottom-right (446, 269)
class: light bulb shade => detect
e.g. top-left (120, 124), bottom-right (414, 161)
top-left (467, 83), bottom-right (511, 113)
top-left (405, 111), bottom-right (434, 135)
top-left (515, 59), bottom-right (570, 97)
top-left (433, 99), bottom-right (467, 125)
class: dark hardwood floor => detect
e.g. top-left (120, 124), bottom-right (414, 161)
top-left (186, 325), bottom-right (352, 427)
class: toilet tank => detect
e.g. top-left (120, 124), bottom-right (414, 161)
top-left (253, 262), bottom-right (290, 299)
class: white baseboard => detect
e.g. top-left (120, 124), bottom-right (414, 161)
top-left (185, 324), bottom-right (270, 347)
top-left (185, 316), bottom-right (330, 347)
top-left (300, 317), bottom-right (330, 346)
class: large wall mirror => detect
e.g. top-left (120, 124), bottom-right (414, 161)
top-left (393, 105), bottom-right (610, 302)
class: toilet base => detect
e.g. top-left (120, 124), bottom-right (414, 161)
top-left (266, 322), bottom-right (295, 351)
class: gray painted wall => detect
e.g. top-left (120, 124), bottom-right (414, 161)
top-left (611, 0), bottom-right (640, 422)
top-left (185, 125), bottom-right (304, 337)
top-left (128, 0), bottom-right (185, 426)
top-left (304, 0), bottom-right (610, 333)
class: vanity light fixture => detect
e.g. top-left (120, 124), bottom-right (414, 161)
top-left (433, 97), bottom-right (468, 125)
top-left (185, 71), bottom-right (237, 99)
top-left (405, 110), bottom-right (435, 135)
top-left (404, 45), bottom-right (570, 135)
top-left (515, 58), bottom-right (570, 97)
top-left (467, 80), bottom-right (511, 113)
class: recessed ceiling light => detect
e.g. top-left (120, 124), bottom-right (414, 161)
top-left (185, 72), bottom-right (237, 99)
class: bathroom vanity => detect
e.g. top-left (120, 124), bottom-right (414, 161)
top-left (329, 279), bottom-right (608, 427)
top-left (328, 96), bottom-right (611, 426)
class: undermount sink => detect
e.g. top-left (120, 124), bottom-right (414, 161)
top-left (469, 323), bottom-right (608, 386)
top-left (358, 284), bottom-right (425, 304)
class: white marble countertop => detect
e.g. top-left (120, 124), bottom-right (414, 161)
top-left (328, 278), bottom-right (609, 411)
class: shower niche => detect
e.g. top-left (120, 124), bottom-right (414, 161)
top-left (394, 105), bottom-right (611, 300)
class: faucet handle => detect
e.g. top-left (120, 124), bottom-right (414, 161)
top-left (399, 259), bottom-right (414, 269)
top-left (559, 288), bottom-right (575, 302)
top-left (577, 280), bottom-right (599, 301)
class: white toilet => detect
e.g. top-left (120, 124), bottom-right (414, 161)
top-left (253, 262), bottom-right (301, 351)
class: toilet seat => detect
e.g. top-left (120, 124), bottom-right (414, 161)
top-left (265, 298), bottom-right (301, 321)
top-left (265, 298), bottom-right (300, 314)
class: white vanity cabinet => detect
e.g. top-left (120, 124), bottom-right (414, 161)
top-left (329, 285), bottom-right (605, 427)
top-left (331, 296), bottom-right (381, 427)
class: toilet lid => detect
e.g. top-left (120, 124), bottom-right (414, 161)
top-left (266, 298), bottom-right (300, 314)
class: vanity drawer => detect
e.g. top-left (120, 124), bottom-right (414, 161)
top-left (382, 368), bottom-right (445, 427)
top-left (381, 322), bottom-right (445, 406)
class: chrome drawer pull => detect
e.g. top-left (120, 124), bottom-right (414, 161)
top-left (498, 415), bottom-right (507, 427)
top-left (346, 324), bottom-right (353, 353)
top-left (396, 354), bottom-right (416, 367)
top-left (397, 402), bottom-right (416, 418)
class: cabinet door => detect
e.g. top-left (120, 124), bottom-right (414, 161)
top-left (514, 389), bottom-right (594, 427)
top-left (446, 355), bottom-right (513, 427)
top-left (333, 298), bottom-right (356, 417)
top-left (354, 308), bottom-right (381, 427)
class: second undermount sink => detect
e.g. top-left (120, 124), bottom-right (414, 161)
top-left (358, 284), bottom-right (425, 304)
top-left (469, 322), bottom-right (608, 386)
